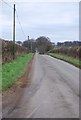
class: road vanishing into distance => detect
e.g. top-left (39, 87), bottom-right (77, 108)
top-left (3, 54), bottom-right (79, 118)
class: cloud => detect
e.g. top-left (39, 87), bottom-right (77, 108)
top-left (1, 2), bottom-right (79, 43)
top-left (6, 0), bottom-right (80, 3)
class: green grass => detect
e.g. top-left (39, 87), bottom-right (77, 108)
top-left (2, 53), bottom-right (33, 91)
top-left (49, 53), bottom-right (81, 68)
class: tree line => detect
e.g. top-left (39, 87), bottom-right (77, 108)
top-left (16, 36), bottom-right (81, 54)
top-left (16, 36), bottom-right (54, 54)
top-left (57, 41), bottom-right (81, 47)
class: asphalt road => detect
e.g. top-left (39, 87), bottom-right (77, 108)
top-left (4, 54), bottom-right (79, 118)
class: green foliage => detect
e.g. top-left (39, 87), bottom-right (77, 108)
top-left (49, 53), bottom-right (81, 68)
top-left (2, 53), bottom-right (33, 91)
top-left (50, 47), bottom-right (81, 60)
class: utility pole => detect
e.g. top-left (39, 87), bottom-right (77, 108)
top-left (28, 36), bottom-right (29, 41)
top-left (13, 4), bottom-right (16, 59)
top-left (28, 36), bottom-right (32, 52)
top-left (28, 36), bottom-right (29, 50)
top-left (31, 39), bottom-right (32, 52)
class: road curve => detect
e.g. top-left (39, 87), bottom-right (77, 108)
top-left (4, 54), bottom-right (79, 118)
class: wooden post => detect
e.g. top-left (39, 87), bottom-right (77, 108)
top-left (13, 4), bottom-right (15, 59)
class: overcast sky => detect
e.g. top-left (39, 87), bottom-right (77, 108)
top-left (0, 1), bottom-right (79, 43)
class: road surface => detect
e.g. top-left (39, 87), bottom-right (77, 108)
top-left (3, 54), bottom-right (79, 118)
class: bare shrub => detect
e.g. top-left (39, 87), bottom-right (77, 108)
top-left (2, 40), bottom-right (28, 63)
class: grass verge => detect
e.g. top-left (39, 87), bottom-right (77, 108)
top-left (2, 53), bottom-right (33, 91)
top-left (49, 53), bottom-right (81, 68)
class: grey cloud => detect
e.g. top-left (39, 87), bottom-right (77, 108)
top-left (1, 2), bottom-right (79, 43)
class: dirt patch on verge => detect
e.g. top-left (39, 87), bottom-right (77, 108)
top-left (2, 55), bottom-right (34, 118)
top-left (15, 57), bottom-right (33, 88)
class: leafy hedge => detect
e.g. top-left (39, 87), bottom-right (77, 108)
top-left (49, 47), bottom-right (81, 60)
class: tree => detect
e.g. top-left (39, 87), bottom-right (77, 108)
top-left (22, 39), bottom-right (36, 52)
top-left (36, 36), bottom-right (53, 54)
top-left (16, 41), bottom-right (22, 45)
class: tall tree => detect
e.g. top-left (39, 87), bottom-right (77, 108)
top-left (22, 39), bottom-right (36, 52)
top-left (36, 36), bottom-right (53, 54)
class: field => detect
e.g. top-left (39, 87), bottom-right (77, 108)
top-left (2, 53), bottom-right (33, 91)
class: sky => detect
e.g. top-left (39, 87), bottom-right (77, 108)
top-left (0, 0), bottom-right (79, 43)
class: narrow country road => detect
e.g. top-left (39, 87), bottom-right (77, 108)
top-left (3, 54), bottom-right (79, 118)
